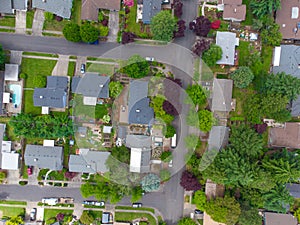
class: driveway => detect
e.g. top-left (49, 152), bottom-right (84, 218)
top-left (52, 55), bottom-right (69, 76)
top-left (15, 10), bottom-right (26, 34)
top-left (75, 56), bottom-right (87, 76)
top-left (107, 11), bottom-right (119, 42)
top-left (9, 50), bottom-right (23, 65)
top-left (32, 9), bottom-right (45, 36)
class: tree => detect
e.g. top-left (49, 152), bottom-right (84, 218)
top-left (180, 170), bottom-right (201, 191)
top-left (238, 206), bottom-right (262, 225)
top-left (160, 169), bottom-right (171, 181)
top-left (141, 173), bottom-right (160, 192)
top-left (186, 110), bottom-right (199, 128)
top-left (243, 94), bottom-right (262, 124)
top-left (202, 44), bottom-right (222, 67)
top-left (189, 16), bottom-right (211, 37)
top-left (174, 20), bottom-right (186, 38)
top-left (184, 134), bottom-right (199, 151)
top-left (6, 216), bottom-right (24, 225)
top-left (56, 213), bottom-right (64, 221)
top-left (131, 186), bottom-right (143, 202)
top-left (80, 211), bottom-right (94, 225)
top-left (102, 114), bottom-right (110, 123)
top-left (260, 22), bottom-right (282, 46)
top-left (250, 0), bottom-right (281, 19)
top-left (192, 38), bottom-right (211, 56)
top-left (0, 44), bottom-right (5, 67)
top-left (123, 54), bottom-right (150, 78)
top-left (198, 110), bottom-right (213, 132)
top-left (193, 190), bottom-right (207, 211)
top-left (33, 75), bottom-right (46, 87)
top-left (80, 23), bottom-right (99, 43)
top-left (63, 23), bottom-right (81, 42)
top-left (177, 217), bottom-right (197, 225)
top-left (163, 100), bottom-right (178, 116)
top-left (205, 196), bottom-right (241, 225)
top-left (172, 0), bottom-right (183, 18)
top-left (164, 125), bottom-right (176, 138)
top-left (186, 85), bottom-right (207, 107)
top-left (122, 32), bottom-right (136, 44)
top-left (99, 26), bottom-right (109, 36)
top-left (150, 10), bottom-right (177, 42)
top-left (161, 151), bottom-right (172, 162)
top-left (19, 73), bottom-right (27, 79)
top-left (111, 145), bottom-right (131, 164)
top-left (260, 94), bottom-right (290, 120)
top-left (230, 66), bottom-right (254, 88)
top-left (109, 81), bottom-right (123, 98)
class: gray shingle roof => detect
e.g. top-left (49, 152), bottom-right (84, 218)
top-left (128, 80), bottom-right (154, 125)
top-left (286, 183), bottom-right (300, 198)
top-left (32, 0), bottom-right (73, 18)
top-left (33, 76), bottom-right (68, 108)
top-left (68, 151), bottom-right (111, 173)
top-left (24, 145), bottom-right (63, 170)
top-left (12, 0), bottom-right (27, 10)
top-left (207, 126), bottom-right (229, 151)
top-left (211, 78), bottom-right (233, 112)
top-left (216, 31), bottom-right (238, 65)
top-left (126, 134), bottom-right (152, 148)
top-left (142, 0), bottom-right (161, 24)
top-left (71, 73), bottom-right (110, 98)
top-left (0, 0), bottom-right (13, 13)
top-left (117, 126), bottom-right (127, 139)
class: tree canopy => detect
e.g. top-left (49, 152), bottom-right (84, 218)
top-left (0, 44), bottom-right (5, 68)
top-left (186, 85), bottom-right (207, 107)
top-left (63, 23), bottom-right (81, 42)
top-left (141, 173), bottom-right (161, 192)
top-left (6, 216), bottom-right (24, 225)
top-left (230, 66), bottom-right (254, 88)
top-left (80, 23), bottom-right (99, 43)
top-left (111, 145), bottom-right (131, 164)
top-left (198, 109), bottom-right (213, 132)
top-left (80, 211), bottom-right (94, 225)
top-left (109, 81), bottom-right (124, 98)
top-left (238, 206), bottom-right (262, 225)
top-left (150, 10), bottom-right (177, 42)
top-left (177, 217), bottom-right (197, 225)
top-left (250, 0), bottom-right (281, 19)
top-left (202, 44), bottom-right (222, 67)
top-left (189, 16), bottom-right (211, 37)
top-left (193, 190), bottom-right (207, 211)
top-left (180, 170), bottom-right (201, 191)
top-left (123, 54), bottom-right (150, 78)
top-left (260, 22), bottom-right (282, 46)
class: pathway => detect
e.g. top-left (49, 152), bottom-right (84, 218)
top-left (32, 9), bottom-right (45, 36)
top-left (15, 10), bottom-right (26, 34)
top-left (107, 11), bottom-right (119, 42)
top-left (51, 55), bottom-right (69, 76)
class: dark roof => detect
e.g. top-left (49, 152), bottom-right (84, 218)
top-left (12, 0), bottom-right (27, 10)
top-left (32, 0), bottom-right (73, 18)
top-left (81, 0), bottom-right (121, 21)
top-left (24, 145), bottom-right (63, 170)
top-left (264, 212), bottom-right (297, 225)
top-left (211, 78), bottom-right (233, 112)
top-left (128, 80), bottom-right (154, 125)
top-left (117, 126), bottom-right (127, 139)
top-left (0, 0), bottom-right (13, 13)
top-left (207, 126), bottom-right (229, 151)
top-left (286, 183), bottom-right (300, 198)
top-left (125, 134), bottom-right (152, 148)
top-left (33, 76), bottom-right (68, 108)
top-left (142, 0), bottom-right (161, 24)
top-left (71, 73), bottom-right (110, 98)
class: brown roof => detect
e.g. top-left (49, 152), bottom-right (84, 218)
top-left (81, 0), bottom-right (121, 21)
top-left (269, 122), bottom-right (300, 149)
top-left (276, 0), bottom-right (300, 40)
top-left (264, 212), bottom-right (297, 225)
top-left (223, 4), bottom-right (246, 21)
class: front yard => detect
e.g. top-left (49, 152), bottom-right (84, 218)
top-left (115, 212), bottom-right (156, 225)
top-left (0, 16), bottom-right (15, 27)
top-left (0, 206), bottom-right (25, 218)
top-left (43, 209), bottom-right (73, 224)
top-left (86, 63), bottom-right (116, 76)
top-left (43, 19), bottom-right (71, 32)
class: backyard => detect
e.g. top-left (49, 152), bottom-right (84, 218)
top-left (0, 117), bottom-right (18, 141)
top-left (115, 212), bottom-right (157, 225)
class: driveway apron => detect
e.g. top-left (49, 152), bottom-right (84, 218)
top-left (32, 9), bottom-right (45, 36)
top-left (15, 10), bottom-right (26, 34)
top-left (107, 11), bottom-right (119, 42)
top-left (52, 55), bottom-right (69, 76)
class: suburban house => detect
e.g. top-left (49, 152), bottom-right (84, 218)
top-left (264, 212), bottom-right (297, 225)
top-left (24, 144), bottom-right (63, 171)
top-left (207, 126), bottom-right (229, 151)
top-left (137, 0), bottom-right (161, 24)
top-left (72, 73), bottom-right (110, 106)
top-left (125, 134), bottom-right (151, 173)
top-left (216, 32), bottom-right (239, 65)
top-left (128, 80), bottom-right (154, 125)
top-left (276, 0), bottom-right (300, 40)
top-left (218, 0), bottom-right (246, 22)
top-left (32, 0), bottom-right (73, 19)
top-left (81, 0), bottom-right (121, 21)
top-left (68, 148), bottom-right (111, 174)
top-left (33, 76), bottom-right (68, 111)
top-left (286, 183), bottom-right (300, 198)
top-left (0, 124), bottom-right (19, 170)
top-left (272, 45), bottom-right (300, 116)
top-left (0, 0), bottom-right (27, 14)
top-left (269, 122), bottom-right (300, 149)
top-left (211, 78), bottom-right (233, 113)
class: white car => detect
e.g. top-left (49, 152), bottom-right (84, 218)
top-left (169, 160), bottom-right (173, 167)
top-left (30, 208), bottom-right (37, 221)
top-left (145, 57), bottom-right (155, 62)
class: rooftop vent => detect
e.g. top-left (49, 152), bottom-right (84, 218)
top-left (34, 158), bottom-right (38, 162)
top-left (234, 8), bottom-right (237, 13)
top-left (40, 96), bottom-right (43, 99)
top-left (136, 109), bottom-right (140, 113)
top-left (99, 84), bottom-right (104, 87)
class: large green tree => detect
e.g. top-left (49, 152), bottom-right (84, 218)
top-left (193, 190), bottom-right (207, 211)
top-left (63, 23), bottom-right (81, 42)
top-left (109, 81), bottom-right (124, 98)
top-left (150, 10), bottom-right (177, 42)
top-left (6, 216), bottom-right (24, 225)
top-left (202, 44), bottom-right (223, 67)
top-left (80, 211), bottom-right (94, 225)
top-left (111, 145), bottom-right (131, 164)
top-left (260, 22), bottom-right (282, 46)
top-left (250, 0), bottom-right (281, 19)
top-left (123, 54), bottom-right (150, 78)
top-left (230, 66), bottom-right (254, 88)
top-left (198, 109), bottom-right (213, 132)
top-left (238, 205), bottom-right (262, 225)
top-left (80, 23), bottom-right (99, 43)
top-left (186, 85), bottom-right (207, 107)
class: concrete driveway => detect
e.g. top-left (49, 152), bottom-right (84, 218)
top-left (75, 56), bottom-right (87, 76)
top-left (52, 55), bottom-right (69, 76)
top-left (15, 10), bottom-right (26, 34)
top-left (10, 50), bottom-right (23, 65)
top-left (107, 11), bottom-right (119, 42)
top-left (32, 9), bottom-right (45, 36)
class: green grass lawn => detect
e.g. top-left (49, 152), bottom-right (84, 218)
top-left (0, 206), bottom-right (25, 218)
top-left (86, 63), bottom-right (115, 76)
top-left (68, 62), bottom-right (76, 76)
top-left (71, 0), bottom-right (82, 25)
top-left (43, 19), bottom-right (71, 31)
top-left (0, 200), bottom-right (27, 205)
top-left (115, 206), bottom-right (155, 213)
top-left (241, 0), bottom-right (253, 26)
top-left (23, 90), bottom-right (41, 115)
top-left (0, 16), bottom-right (16, 27)
top-left (237, 41), bottom-right (250, 66)
top-left (115, 212), bottom-right (156, 225)
top-left (23, 52), bottom-right (58, 58)
top-left (0, 117), bottom-right (18, 141)
top-left (26, 11), bottom-right (34, 29)
top-left (44, 209), bottom-right (73, 222)
top-left (261, 45), bottom-right (273, 73)
top-left (230, 86), bottom-right (255, 118)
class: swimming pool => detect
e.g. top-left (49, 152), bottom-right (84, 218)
top-left (8, 84), bottom-right (22, 107)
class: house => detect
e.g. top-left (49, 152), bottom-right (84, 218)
top-left (264, 212), bottom-right (297, 225)
top-left (269, 122), bottom-right (300, 149)
top-left (24, 144), bottom-right (63, 170)
top-left (72, 73), bottom-right (110, 106)
top-left (207, 126), bottom-right (229, 151)
top-left (218, 0), bottom-right (246, 22)
top-left (4, 64), bottom-right (19, 81)
top-left (286, 183), bottom-right (300, 198)
top-left (32, 0), bottom-right (73, 19)
top-left (0, 0), bottom-right (27, 14)
top-left (0, 124), bottom-right (19, 170)
top-left (128, 80), bottom-right (154, 125)
top-left (276, 0), bottom-right (300, 40)
top-left (126, 134), bottom-right (151, 173)
top-left (216, 32), bottom-right (239, 65)
top-left (272, 45), bottom-right (300, 116)
top-left (81, 0), bottom-right (121, 21)
top-left (33, 76), bottom-right (68, 109)
top-left (68, 149), bottom-right (110, 174)
top-left (142, 0), bottom-right (161, 24)
top-left (211, 78), bottom-right (233, 112)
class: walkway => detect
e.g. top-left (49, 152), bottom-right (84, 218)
top-left (52, 55), bottom-right (69, 76)
top-left (32, 9), bottom-right (45, 36)
top-left (15, 10), bottom-right (26, 34)
top-left (107, 11), bottom-right (119, 42)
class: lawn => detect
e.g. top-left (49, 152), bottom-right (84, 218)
top-left (71, 0), bottom-right (82, 25)
top-left (44, 209), bottom-right (73, 223)
top-left (86, 63), bottom-right (115, 76)
top-left (23, 90), bottom-right (41, 115)
top-left (43, 18), bottom-right (71, 31)
top-left (26, 11), bottom-right (34, 29)
top-left (241, 0), bottom-right (253, 26)
top-left (261, 45), bottom-right (273, 73)
top-left (0, 206), bottom-right (25, 218)
top-left (115, 212), bottom-right (157, 225)
top-left (23, 52), bottom-right (58, 58)
top-left (115, 206), bottom-right (155, 213)
top-left (0, 16), bottom-right (16, 27)
top-left (68, 62), bottom-right (76, 76)
top-left (230, 86), bottom-right (255, 118)
top-left (0, 117), bottom-right (18, 141)
top-left (237, 41), bottom-right (250, 66)
top-left (21, 58), bottom-right (57, 88)
top-left (0, 200), bottom-right (27, 206)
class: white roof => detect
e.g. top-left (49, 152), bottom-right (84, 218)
top-left (4, 64), bottom-right (19, 81)
top-left (2, 141), bottom-right (12, 153)
top-left (273, 46), bottom-right (282, 67)
top-left (103, 126), bottom-right (112, 134)
top-left (1, 152), bottom-right (19, 170)
top-left (43, 140), bottom-right (55, 147)
top-left (216, 32), bottom-right (238, 65)
top-left (42, 106), bottom-right (49, 115)
top-left (3, 92), bottom-right (10, 104)
top-left (130, 148), bottom-right (142, 173)
top-left (83, 96), bottom-right (97, 106)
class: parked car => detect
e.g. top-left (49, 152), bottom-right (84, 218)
top-left (82, 200), bottom-right (105, 207)
top-left (194, 209), bottom-right (203, 215)
top-left (132, 203), bottom-right (142, 208)
top-left (30, 208), bottom-right (37, 221)
top-left (94, 201), bottom-right (105, 207)
top-left (80, 64), bottom-right (86, 74)
top-left (145, 57), bottom-right (155, 62)
top-left (168, 160), bottom-right (173, 168)
top-left (27, 166), bottom-right (33, 175)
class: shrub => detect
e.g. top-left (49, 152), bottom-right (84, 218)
top-left (44, 12), bottom-right (54, 21)
top-left (161, 151), bottom-right (172, 162)
top-left (33, 75), bottom-right (47, 88)
top-left (100, 26), bottom-right (109, 36)
top-left (20, 73), bottom-right (27, 79)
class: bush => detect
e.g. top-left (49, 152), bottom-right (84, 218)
top-left (44, 12), bottom-right (54, 21)
top-left (33, 75), bottom-right (47, 88)
top-left (102, 19), bottom-right (108, 26)
top-left (19, 181), bottom-right (28, 186)
top-left (20, 73), bottom-right (27, 79)
top-left (161, 151), bottom-right (172, 162)
top-left (100, 26), bottom-right (109, 36)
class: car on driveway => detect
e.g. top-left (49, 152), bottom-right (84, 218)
top-left (30, 208), bottom-right (37, 221)
top-left (132, 203), bottom-right (142, 208)
top-left (80, 64), bottom-right (86, 74)
top-left (194, 209), bottom-right (203, 214)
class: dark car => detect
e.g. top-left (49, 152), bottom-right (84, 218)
top-left (194, 209), bottom-right (203, 215)
top-left (132, 203), bottom-right (142, 208)
top-left (30, 208), bottom-right (37, 221)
